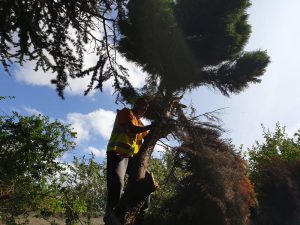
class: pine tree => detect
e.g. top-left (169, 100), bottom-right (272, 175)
top-left (111, 1), bottom-right (270, 224)
top-left (0, 1), bottom-right (270, 224)
top-left (118, 0), bottom-right (269, 94)
top-left (0, 0), bottom-right (127, 98)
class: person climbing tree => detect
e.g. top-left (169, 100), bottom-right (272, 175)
top-left (104, 98), bottom-right (154, 224)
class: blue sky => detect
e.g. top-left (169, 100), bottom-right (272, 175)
top-left (185, 0), bottom-right (300, 148)
top-left (1, 0), bottom-right (300, 162)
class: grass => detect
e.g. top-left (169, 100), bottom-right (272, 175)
top-left (0, 213), bottom-right (105, 225)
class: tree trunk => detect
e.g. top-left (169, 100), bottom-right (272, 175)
top-left (111, 96), bottom-right (177, 225)
top-left (113, 125), bottom-right (161, 225)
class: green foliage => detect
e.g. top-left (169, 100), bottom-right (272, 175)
top-left (0, 112), bottom-right (76, 223)
top-left (0, 0), bottom-right (270, 98)
top-left (175, 0), bottom-right (252, 64)
top-left (0, 112), bottom-right (76, 182)
top-left (0, 0), bottom-right (128, 98)
top-left (0, 99), bottom-right (106, 224)
top-left (200, 50), bottom-right (270, 96)
top-left (147, 150), bottom-right (190, 213)
top-left (25, 156), bottom-right (108, 225)
top-left (249, 123), bottom-right (300, 169)
top-left (118, 0), bottom-right (193, 91)
top-left (1, 0), bottom-right (270, 98)
top-left (58, 156), bottom-right (107, 225)
top-left (247, 124), bottom-right (300, 225)
top-left (118, 0), bottom-right (270, 94)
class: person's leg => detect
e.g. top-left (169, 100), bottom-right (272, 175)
top-left (126, 154), bottom-right (137, 176)
top-left (104, 151), bottom-right (128, 223)
top-left (127, 156), bottom-right (150, 224)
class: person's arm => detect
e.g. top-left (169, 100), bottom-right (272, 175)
top-left (118, 108), bottom-right (154, 134)
top-left (126, 122), bottom-right (153, 134)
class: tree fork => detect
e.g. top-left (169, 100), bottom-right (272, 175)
top-left (112, 124), bottom-right (161, 225)
top-left (112, 97), bottom-right (177, 225)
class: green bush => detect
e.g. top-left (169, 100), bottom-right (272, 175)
top-left (0, 112), bottom-right (76, 224)
top-left (248, 124), bottom-right (300, 225)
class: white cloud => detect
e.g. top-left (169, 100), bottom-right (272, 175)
top-left (84, 146), bottom-right (106, 158)
top-left (14, 61), bottom-right (97, 96)
top-left (23, 106), bottom-right (44, 116)
top-left (13, 23), bottom-right (147, 97)
top-left (13, 52), bottom-right (147, 96)
top-left (66, 75), bottom-right (97, 96)
top-left (66, 108), bottom-right (116, 143)
top-left (100, 53), bottom-right (148, 94)
top-left (116, 53), bottom-right (147, 88)
top-left (67, 113), bottom-right (91, 143)
top-left (87, 109), bottom-right (116, 140)
top-left (14, 61), bottom-right (56, 86)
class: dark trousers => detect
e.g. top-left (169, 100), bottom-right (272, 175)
top-left (104, 151), bottom-right (149, 224)
top-left (105, 151), bottom-right (129, 214)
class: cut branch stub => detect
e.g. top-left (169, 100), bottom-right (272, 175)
top-left (111, 97), bottom-right (183, 225)
top-left (113, 171), bottom-right (158, 225)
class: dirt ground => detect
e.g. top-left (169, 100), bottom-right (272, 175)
top-left (0, 214), bottom-right (105, 225)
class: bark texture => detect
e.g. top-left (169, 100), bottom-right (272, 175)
top-left (113, 125), bottom-right (161, 225)
top-left (111, 99), bottom-right (176, 225)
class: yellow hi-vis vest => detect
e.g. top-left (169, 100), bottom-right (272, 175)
top-left (107, 109), bottom-right (144, 157)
